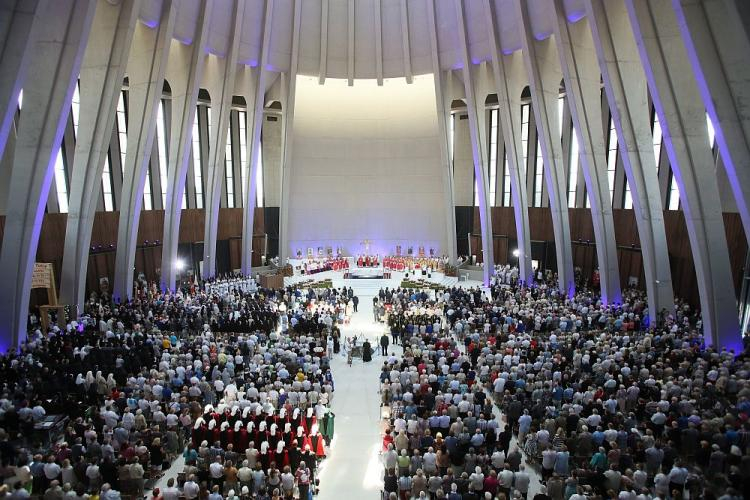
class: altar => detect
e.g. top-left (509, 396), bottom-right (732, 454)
top-left (347, 267), bottom-right (389, 279)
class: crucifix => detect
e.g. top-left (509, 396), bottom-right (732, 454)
top-left (360, 239), bottom-right (372, 255)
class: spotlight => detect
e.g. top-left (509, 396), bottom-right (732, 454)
top-left (512, 249), bottom-right (520, 258)
top-left (175, 259), bottom-right (185, 271)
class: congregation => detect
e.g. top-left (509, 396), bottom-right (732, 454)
top-left (0, 276), bottom-right (346, 500)
top-left (377, 272), bottom-right (750, 500)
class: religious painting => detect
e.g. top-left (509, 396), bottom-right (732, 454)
top-left (297, 249), bottom-right (303, 258)
top-left (429, 248), bottom-right (434, 256)
top-left (418, 245), bottom-right (425, 257)
top-left (307, 247), bottom-right (314, 258)
top-left (317, 246), bottom-right (324, 257)
top-left (395, 245), bottom-right (402, 256)
top-left (407, 246), bottom-right (413, 256)
top-left (326, 246), bottom-right (333, 257)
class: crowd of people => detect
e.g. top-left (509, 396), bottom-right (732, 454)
top-left (0, 276), bottom-right (346, 500)
top-left (378, 271), bottom-right (750, 500)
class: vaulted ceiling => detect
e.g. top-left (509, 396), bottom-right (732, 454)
top-left (138, 0), bottom-right (587, 79)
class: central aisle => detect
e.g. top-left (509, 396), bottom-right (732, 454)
top-left (316, 289), bottom-right (386, 499)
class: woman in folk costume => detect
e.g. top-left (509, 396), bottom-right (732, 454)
top-left (268, 423), bottom-right (280, 449)
top-left (219, 421), bottom-right (230, 448)
top-left (320, 410), bottom-right (335, 445)
top-left (302, 407), bottom-right (317, 435)
top-left (274, 441), bottom-right (289, 469)
top-left (309, 424), bottom-right (326, 458)
top-left (258, 421), bottom-right (269, 449)
top-left (282, 423), bottom-right (294, 448)
top-left (247, 421), bottom-right (258, 446)
top-left (192, 417), bottom-right (207, 448)
top-left (234, 421), bottom-right (246, 452)
top-left (259, 441), bottom-right (271, 470)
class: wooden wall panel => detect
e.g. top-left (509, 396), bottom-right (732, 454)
top-left (468, 207), bottom-right (747, 305)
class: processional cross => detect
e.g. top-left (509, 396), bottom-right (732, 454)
top-left (360, 239), bottom-right (372, 255)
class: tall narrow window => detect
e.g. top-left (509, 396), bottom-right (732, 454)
top-left (533, 139), bottom-right (544, 207)
top-left (668, 173), bottom-right (680, 210)
top-left (17, 89), bottom-right (23, 110)
top-left (239, 111), bottom-right (248, 204)
top-left (568, 130), bottom-right (579, 208)
top-left (71, 81), bottom-right (80, 139)
top-left (116, 91), bottom-right (127, 175)
top-left (225, 117), bottom-right (235, 208)
top-left (143, 165), bottom-right (153, 211)
top-left (624, 181), bottom-right (633, 209)
top-left (473, 179), bottom-right (480, 207)
top-left (192, 109), bottom-right (203, 209)
top-left (54, 145), bottom-right (68, 213)
top-left (489, 109), bottom-right (498, 206)
top-left (606, 117), bottom-right (618, 203)
top-left (256, 141), bottom-right (264, 208)
top-left (450, 113), bottom-right (455, 169)
top-left (156, 99), bottom-right (168, 207)
top-left (557, 96), bottom-right (564, 140)
top-left (502, 153), bottom-right (511, 207)
top-left (520, 104), bottom-right (530, 175)
top-left (706, 113), bottom-right (715, 149)
top-left (102, 153), bottom-right (115, 212)
top-left (652, 111), bottom-right (662, 174)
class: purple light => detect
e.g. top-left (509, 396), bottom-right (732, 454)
top-left (471, 57), bottom-right (481, 65)
top-left (567, 11), bottom-right (586, 23)
top-left (265, 64), bottom-right (274, 71)
top-left (142, 19), bottom-right (159, 29)
top-left (249, 59), bottom-right (258, 68)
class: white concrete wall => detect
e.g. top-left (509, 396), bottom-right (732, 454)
top-left (287, 75), bottom-right (449, 257)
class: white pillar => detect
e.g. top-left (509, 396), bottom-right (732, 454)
top-left (60, 0), bottom-right (139, 314)
top-left (201, 0), bottom-right (244, 279)
top-left (278, 0), bottom-right (303, 264)
top-left (112, 0), bottom-right (176, 302)
top-left (160, 0), bottom-right (210, 292)
top-left (241, 0), bottom-right (273, 276)
top-left (482, 0), bottom-right (534, 284)
top-left (0, 0), bottom-right (95, 350)
top-left (672, 0), bottom-right (750, 243)
top-left (0, 0), bottom-right (39, 160)
top-left (585, 0), bottom-right (675, 319)
top-left (551, 1), bottom-right (622, 304)
top-left (425, 0), bottom-right (458, 264)
top-left (514, 0), bottom-right (575, 296)
top-left (453, 0), bottom-right (494, 285)
top-left (626, 0), bottom-right (740, 350)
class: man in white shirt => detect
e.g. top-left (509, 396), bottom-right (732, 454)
top-left (161, 478), bottom-right (180, 500)
top-left (183, 475), bottom-right (200, 500)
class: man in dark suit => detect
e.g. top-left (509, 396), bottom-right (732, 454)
top-left (352, 295), bottom-right (359, 312)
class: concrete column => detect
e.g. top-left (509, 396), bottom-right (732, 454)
top-left (453, 0), bottom-right (494, 285)
top-left (278, 0), bottom-right (303, 263)
top-left (514, 0), bottom-right (575, 296)
top-left (201, 0), bottom-right (244, 279)
top-left (0, 0), bottom-right (39, 160)
top-left (452, 109), bottom-right (473, 207)
top-left (426, 0), bottom-right (457, 264)
top-left (672, 0), bottom-right (750, 242)
top-left (112, 1), bottom-right (176, 302)
top-left (240, 0), bottom-right (272, 275)
top-left (626, 0), bottom-right (740, 350)
top-left (585, 0), bottom-right (675, 319)
top-left (482, 0), bottom-right (534, 283)
top-left (551, 1), bottom-right (622, 304)
top-left (262, 113), bottom-right (283, 207)
top-left (160, 0), bottom-right (210, 292)
top-left (60, 0), bottom-right (139, 314)
top-left (0, 0), bottom-right (95, 350)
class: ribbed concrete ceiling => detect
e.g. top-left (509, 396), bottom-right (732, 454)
top-left (138, 0), bottom-right (588, 79)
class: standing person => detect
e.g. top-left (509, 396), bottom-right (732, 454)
top-left (352, 295), bottom-right (359, 313)
top-left (380, 334), bottom-right (390, 356)
top-left (295, 463), bottom-right (311, 500)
